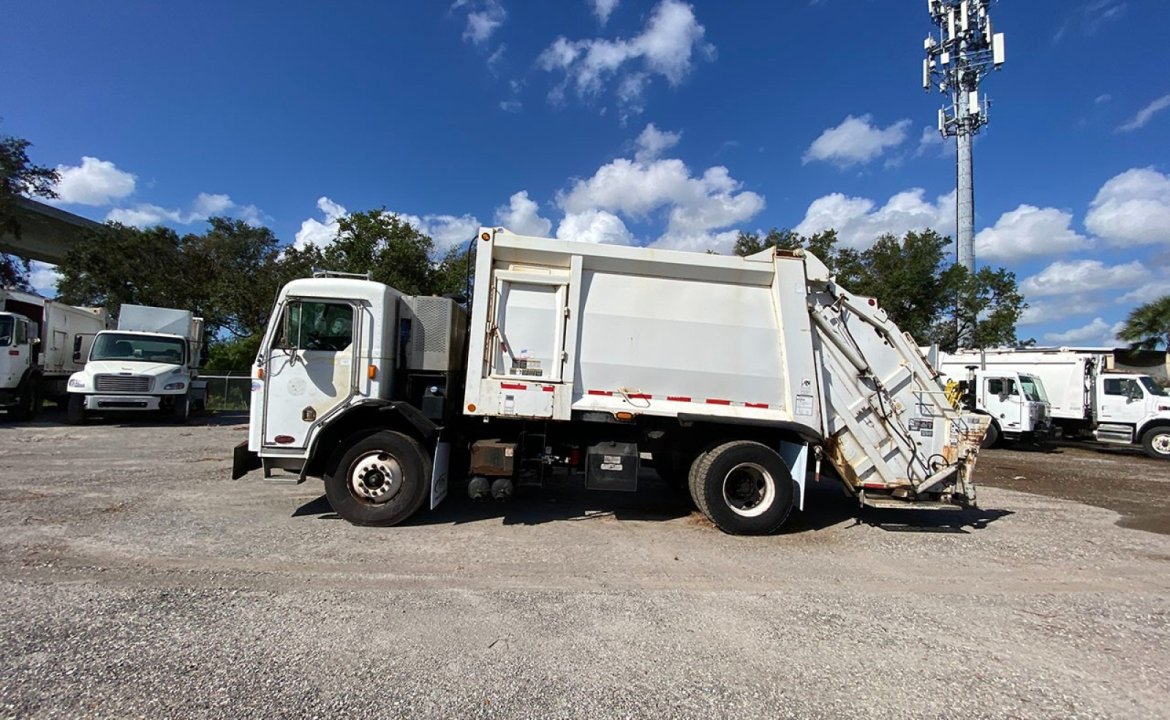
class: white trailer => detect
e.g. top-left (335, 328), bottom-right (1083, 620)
top-left (234, 228), bottom-right (987, 534)
top-left (0, 288), bottom-right (108, 420)
top-left (934, 353), bottom-right (1052, 448)
top-left (66, 303), bottom-right (206, 423)
top-left (942, 348), bottom-right (1170, 460)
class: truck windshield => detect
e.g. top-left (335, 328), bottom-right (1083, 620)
top-left (0, 316), bottom-right (12, 347)
top-left (1018, 374), bottom-right (1047, 402)
top-left (1140, 376), bottom-right (1169, 397)
top-left (91, 333), bottom-right (186, 364)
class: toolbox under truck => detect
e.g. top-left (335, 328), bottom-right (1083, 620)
top-left (234, 228), bottom-right (987, 534)
top-left (941, 348), bottom-right (1170, 460)
top-left (0, 288), bottom-right (108, 420)
top-left (66, 304), bottom-right (206, 423)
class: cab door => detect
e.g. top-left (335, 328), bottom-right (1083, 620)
top-left (261, 299), bottom-right (361, 450)
top-left (982, 375), bottom-right (1022, 430)
top-left (1098, 376), bottom-right (1145, 424)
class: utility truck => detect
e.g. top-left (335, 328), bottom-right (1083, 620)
top-left (941, 348), bottom-right (1170, 460)
top-left (66, 304), bottom-right (206, 424)
top-left (0, 289), bottom-right (109, 420)
top-left (233, 228), bottom-right (988, 535)
top-left (933, 353), bottom-right (1052, 448)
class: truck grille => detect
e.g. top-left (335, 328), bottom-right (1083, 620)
top-left (94, 374), bottom-right (153, 393)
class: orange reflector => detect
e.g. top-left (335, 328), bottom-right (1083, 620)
top-left (615, 411), bottom-right (634, 421)
top-left (467, 403), bottom-right (477, 412)
top-left (257, 367), bottom-right (265, 380)
top-left (368, 364), bottom-right (377, 379)
top-left (480, 232), bottom-right (491, 241)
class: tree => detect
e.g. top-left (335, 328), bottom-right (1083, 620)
top-left (1118, 295), bottom-right (1170, 350)
top-left (1, 130), bottom-right (59, 288)
top-left (732, 228), bottom-right (800, 257)
top-left (57, 223), bottom-right (187, 314)
top-left (933, 265), bottom-right (1025, 350)
top-left (180, 218), bottom-right (284, 338)
top-left (429, 241), bottom-right (476, 299)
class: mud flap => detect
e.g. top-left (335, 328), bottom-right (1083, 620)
top-left (232, 440), bottom-right (261, 480)
top-left (778, 440), bottom-right (809, 510)
top-left (430, 439), bottom-right (451, 510)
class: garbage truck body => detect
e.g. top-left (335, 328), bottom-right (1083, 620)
top-left (234, 228), bottom-right (987, 534)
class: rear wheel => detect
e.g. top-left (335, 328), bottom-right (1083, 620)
top-left (1142, 426), bottom-right (1170, 460)
top-left (324, 430), bottom-right (432, 526)
top-left (688, 440), bottom-right (794, 535)
top-left (66, 394), bottom-right (87, 425)
top-left (9, 381), bottom-right (40, 421)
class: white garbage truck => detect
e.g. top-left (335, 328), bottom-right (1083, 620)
top-left (233, 228), bottom-right (988, 534)
top-left (940, 347), bottom-right (1170, 460)
top-left (934, 352), bottom-right (1052, 448)
top-left (0, 288), bottom-right (109, 420)
top-left (66, 303), bottom-right (205, 424)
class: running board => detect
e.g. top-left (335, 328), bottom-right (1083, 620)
top-left (860, 493), bottom-right (967, 511)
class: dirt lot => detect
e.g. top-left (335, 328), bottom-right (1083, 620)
top-left (1, 411), bottom-right (1169, 719)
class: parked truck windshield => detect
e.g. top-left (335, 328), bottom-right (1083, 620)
top-left (1018, 374), bottom-right (1048, 402)
top-left (0, 315), bottom-right (12, 346)
top-left (91, 333), bottom-right (186, 364)
top-left (1139, 376), bottom-right (1169, 397)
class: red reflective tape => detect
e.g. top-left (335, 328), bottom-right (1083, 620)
top-left (705, 398), bottom-right (731, 405)
top-left (542, 385), bottom-right (555, 392)
top-left (627, 393), bottom-right (651, 400)
top-left (587, 390), bottom-right (613, 396)
top-left (744, 402), bottom-right (769, 409)
top-left (862, 483), bottom-right (885, 490)
top-left (666, 395), bottom-right (691, 402)
top-left (501, 382), bottom-right (527, 390)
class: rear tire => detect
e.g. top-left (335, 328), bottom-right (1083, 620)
top-left (66, 394), bottom-right (87, 425)
top-left (1141, 426), bottom-right (1170, 460)
top-left (9, 381), bottom-right (40, 421)
top-left (980, 421), bottom-right (1001, 449)
top-left (324, 430), bottom-right (432, 526)
top-left (688, 440), bottom-right (794, 535)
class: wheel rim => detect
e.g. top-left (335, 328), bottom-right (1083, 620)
top-left (1152, 432), bottom-right (1170, 456)
top-left (348, 451), bottom-right (404, 504)
top-left (721, 462), bottom-right (776, 518)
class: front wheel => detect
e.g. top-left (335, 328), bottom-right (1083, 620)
top-left (171, 394), bottom-right (190, 424)
top-left (9, 381), bottom-right (40, 421)
top-left (1142, 427), bottom-right (1170, 460)
top-left (66, 394), bottom-right (87, 425)
top-left (980, 421), bottom-right (1001, 449)
top-left (324, 430), bottom-right (432, 526)
top-left (688, 440), bottom-right (794, 535)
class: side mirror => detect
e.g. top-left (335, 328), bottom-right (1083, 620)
top-left (30, 337), bottom-right (41, 348)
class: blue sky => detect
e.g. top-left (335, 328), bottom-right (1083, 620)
top-left (3, 0), bottom-right (1168, 346)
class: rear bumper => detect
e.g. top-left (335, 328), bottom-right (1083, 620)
top-left (232, 440), bottom-right (261, 479)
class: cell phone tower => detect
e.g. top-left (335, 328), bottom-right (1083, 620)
top-left (923, 0), bottom-right (1005, 279)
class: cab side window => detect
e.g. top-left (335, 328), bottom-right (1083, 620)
top-left (1104, 378), bottom-right (1141, 397)
top-left (272, 302), bottom-right (353, 352)
top-left (987, 378), bottom-right (1016, 396)
top-left (15, 321), bottom-right (27, 345)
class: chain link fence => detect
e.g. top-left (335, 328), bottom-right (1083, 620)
top-left (199, 373), bottom-right (254, 411)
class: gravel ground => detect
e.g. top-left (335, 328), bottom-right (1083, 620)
top-left (1, 410), bottom-right (1168, 719)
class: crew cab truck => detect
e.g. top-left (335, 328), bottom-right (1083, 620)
top-left (942, 348), bottom-right (1170, 460)
top-left (934, 354), bottom-right (1052, 448)
top-left (66, 304), bottom-right (205, 424)
top-left (0, 289), bottom-right (109, 420)
top-left (233, 227), bottom-right (987, 535)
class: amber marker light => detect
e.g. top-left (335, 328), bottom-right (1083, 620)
top-left (368, 364), bottom-right (377, 379)
top-left (467, 403), bottom-right (477, 412)
top-left (481, 232), bottom-right (491, 241)
top-left (614, 411), bottom-right (634, 421)
top-left (257, 367), bottom-right (265, 380)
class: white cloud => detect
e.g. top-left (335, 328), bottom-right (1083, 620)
top-left (27, 261), bottom-right (61, 297)
top-left (590, 0), bottom-right (620, 24)
top-left (538, 0), bottom-right (714, 113)
top-left (107, 193), bottom-right (263, 229)
top-left (1084, 167), bottom-right (1170, 247)
top-left (498, 99), bottom-right (522, 113)
top-left (294, 196), bottom-right (347, 250)
top-left (556, 209), bottom-right (634, 245)
top-left (974, 205), bottom-right (1091, 261)
top-left (1095, 93), bottom-right (1112, 105)
top-left (1118, 93), bottom-right (1170, 132)
top-left (453, 0), bottom-right (506, 45)
top-left (1117, 278), bottom-right (1170, 306)
top-left (915, 125), bottom-right (953, 158)
top-left (494, 191), bottom-right (552, 236)
top-left (1043, 317), bottom-right (1120, 346)
top-left (1020, 259), bottom-right (1148, 298)
top-left (802, 114), bottom-right (911, 168)
top-left (634, 123), bottom-right (681, 162)
top-left (793, 188), bottom-right (955, 249)
top-left (51, 157), bottom-right (136, 206)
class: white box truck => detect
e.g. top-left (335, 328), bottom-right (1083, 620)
top-left (66, 303), bottom-right (206, 423)
top-left (0, 288), bottom-right (109, 420)
top-left (233, 228), bottom-right (988, 534)
top-left (940, 348), bottom-right (1170, 460)
top-left (933, 353), bottom-right (1052, 448)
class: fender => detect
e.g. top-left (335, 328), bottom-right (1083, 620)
top-left (302, 399), bottom-right (441, 479)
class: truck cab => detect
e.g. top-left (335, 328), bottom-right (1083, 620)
top-left (0, 311), bottom-right (39, 418)
top-left (1094, 372), bottom-right (1170, 457)
top-left (946, 366), bottom-right (1051, 447)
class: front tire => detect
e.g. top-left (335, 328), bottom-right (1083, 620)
top-left (1142, 426), bottom-right (1170, 461)
top-left (324, 430), bottom-right (432, 526)
top-left (981, 421), bottom-right (1001, 449)
top-left (66, 394), bottom-right (87, 425)
top-left (688, 440), bottom-right (794, 535)
top-left (171, 394), bottom-right (190, 424)
top-left (9, 381), bottom-right (40, 421)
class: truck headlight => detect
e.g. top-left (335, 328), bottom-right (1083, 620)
top-left (163, 381), bottom-right (187, 391)
top-left (68, 378), bottom-right (85, 388)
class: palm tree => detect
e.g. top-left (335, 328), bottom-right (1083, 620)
top-left (1118, 295), bottom-right (1170, 350)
